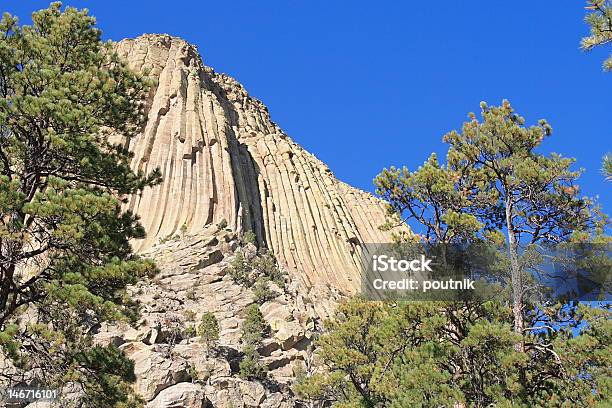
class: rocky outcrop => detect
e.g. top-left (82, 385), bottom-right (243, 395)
top-left (147, 383), bottom-right (208, 408)
top-left (90, 227), bottom-right (330, 406)
top-left (129, 345), bottom-right (191, 401)
top-left (113, 34), bottom-right (401, 293)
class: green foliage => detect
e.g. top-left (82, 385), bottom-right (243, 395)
top-left (243, 230), bottom-right (257, 245)
top-left (185, 287), bottom-right (196, 300)
top-left (188, 363), bottom-right (199, 383)
top-left (603, 153), bottom-right (612, 181)
top-left (70, 345), bottom-right (144, 408)
top-left (296, 298), bottom-right (611, 408)
top-left (367, 100), bottom-right (611, 406)
top-left (198, 312), bottom-right (219, 351)
top-left (375, 153), bottom-right (484, 244)
top-left (228, 250), bottom-right (251, 286)
top-left (184, 325), bottom-right (196, 338)
top-left (241, 304), bottom-right (268, 346)
top-left (227, 249), bottom-right (286, 288)
top-left (238, 304), bottom-right (269, 380)
top-left (376, 101), bottom-right (595, 245)
top-left (581, 1), bottom-right (612, 71)
top-left (252, 250), bottom-right (285, 286)
top-left (294, 370), bottom-right (348, 406)
top-left (239, 344), bottom-right (267, 380)
top-left (445, 101), bottom-right (598, 331)
top-left (253, 278), bottom-right (276, 304)
top-left (0, 3), bottom-right (159, 405)
top-left (217, 218), bottom-right (228, 230)
top-left (376, 100), bottom-right (600, 333)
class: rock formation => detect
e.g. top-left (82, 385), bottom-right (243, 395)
top-left (92, 227), bottom-right (334, 407)
top-left (113, 34), bottom-right (399, 293)
top-left (15, 34), bottom-right (405, 408)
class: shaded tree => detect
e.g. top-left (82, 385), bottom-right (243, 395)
top-left (239, 344), bottom-right (267, 381)
top-left (344, 100), bottom-right (612, 407)
top-left (295, 298), bottom-right (611, 407)
top-left (377, 100), bottom-right (597, 336)
top-left (198, 311), bottom-right (219, 353)
top-left (253, 277), bottom-right (275, 304)
top-left (0, 3), bottom-right (159, 406)
top-left (239, 304), bottom-right (268, 380)
top-left (241, 304), bottom-right (268, 346)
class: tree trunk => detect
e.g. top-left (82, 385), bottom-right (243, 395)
top-left (505, 199), bottom-right (524, 341)
top-left (0, 263), bottom-right (16, 325)
top-left (0, 212), bottom-right (27, 326)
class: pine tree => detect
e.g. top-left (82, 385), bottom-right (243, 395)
top-left (375, 152), bottom-right (484, 245)
top-left (253, 278), bottom-right (275, 304)
top-left (239, 345), bottom-right (267, 380)
top-left (603, 153), bottom-right (612, 181)
top-left (227, 250), bottom-right (251, 286)
top-left (347, 100), bottom-right (611, 407)
top-left (241, 304), bottom-right (268, 346)
top-left (377, 100), bottom-right (597, 336)
top-left (582, 0), bottom-right (612, 71)
top-left (239, 304), bottom-right (268, 380)
top-left (296, 298), bottom-right (611, 407)
top-left (444, 100), bottom-right (596, 334)
top-left (198, 312), bottom-right (219, 353)
top-left (0, 3), bottom-right (159, 406)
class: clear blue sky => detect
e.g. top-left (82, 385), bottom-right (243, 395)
top-left (6, 1), bottom-right (611, 216)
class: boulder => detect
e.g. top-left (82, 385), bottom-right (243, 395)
top-left (193, 250), bottom-right (224, 270)
top-left (93, 322), bottom-right (127, 347)
top-left (131, 346), bottom-right (190, 401)
top-left (274, 321), bottom-right (305, 351)
top-left (260, 393), bottom-right (294, 408)
top-left (260, 300), bottom-right (293, 331)
top-left (206, 378), bottom-right (266, 408)
top-left (173, 343), bottom-right (231, 382)
top-left (146, 382), bottom-right (207, 408)
top-left (239, 380), bottom-right (266, 407)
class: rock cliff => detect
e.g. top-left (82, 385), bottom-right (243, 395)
top-left (113, 34), bottom-right (397, 293)
top-left (5, 34), bottom-right (406, 408)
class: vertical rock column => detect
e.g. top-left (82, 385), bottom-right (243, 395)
top-left (114, 35), bottom-right (405, 293)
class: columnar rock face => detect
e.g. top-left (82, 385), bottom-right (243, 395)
top-left (114, 34), bottom-right (398, 293)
